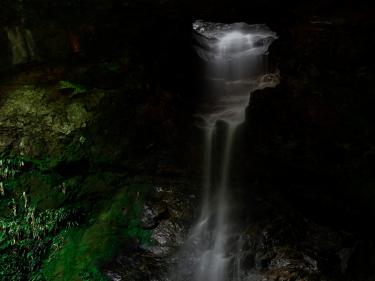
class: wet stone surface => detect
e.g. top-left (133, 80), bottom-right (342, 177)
top-left (103, 183), bottom-right (200, 281)
top-left (104, 183), bottom-right (356, 281)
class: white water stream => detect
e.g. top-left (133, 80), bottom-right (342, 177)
top-left (171, 21), bottom-right (278, 281)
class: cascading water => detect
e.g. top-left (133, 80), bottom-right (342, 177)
top-left (170, 21), bottom-right (279, 281)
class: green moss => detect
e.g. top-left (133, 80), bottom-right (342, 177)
top-left (20, 132), bottom-right (89, 173)
top-left (41, 184), bottom-right (152, 281)
top-left (78, 173), bottom-right (117, 201)
top-left (0, 149), bottom-right (85, 211)
top-left (58, 81), bottom-right (88, 95)
top-left (0, 156), bottom-right (152, 281)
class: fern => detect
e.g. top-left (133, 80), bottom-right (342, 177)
top-left (0, 193), bottom-right (78, 281)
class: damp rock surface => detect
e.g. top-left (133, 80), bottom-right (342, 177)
top-left (103, 183), bottom-right (199, 281)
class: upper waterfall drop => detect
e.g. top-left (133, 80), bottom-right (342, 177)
top-left (193, 20), bottom-right (279, 128)
top-left (192, 21), bottom-right (277, 61)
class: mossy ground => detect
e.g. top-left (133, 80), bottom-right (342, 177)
top-left (0, 101), bottom-right (153, 281)
top-left (41, 184), bottom-right (152, 281)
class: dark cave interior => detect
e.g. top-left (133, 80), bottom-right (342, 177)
top-left (0, 1), bottom-right (375, 280)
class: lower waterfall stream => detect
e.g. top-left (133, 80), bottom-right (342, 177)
top-left (170, 21), bottom-right (279, 281)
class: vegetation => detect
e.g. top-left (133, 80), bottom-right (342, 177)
top-left (0, 156), bottom-right (24, 196)
top-left (0, 45), bottom-right (154, 280)
top-left (0, 150), bottom-right (152, 281)
top-left (58, 81), bottom-right (88, 95)
top-left (42, 187), bottom-right (151, 281)
top-left (0, 196), bottom-right (78, 281)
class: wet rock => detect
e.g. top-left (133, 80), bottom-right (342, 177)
top-left (104, 183), bottom-right (199, 280)
top-left (140, 202), bottom-right (168, 229)
top-left (104, 243), bottom-right (168, 281)
top-left (146, 220), bottom-right (185, 256)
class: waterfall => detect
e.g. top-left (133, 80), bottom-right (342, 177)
top-left (170, 21), bottom-right (279, 281)
top-left (5, 26), bottom-right (36, 65)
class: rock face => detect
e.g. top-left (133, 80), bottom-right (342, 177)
top-left (103, 186), bottom-right (354, 281)
top-left (0, 71), bottom-right (104, 157)
top-left (103, 183), bottom-right (200, 281)
top-left (237, 197), bottom-right (347, 281)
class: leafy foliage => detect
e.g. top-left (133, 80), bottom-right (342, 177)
top-left (0, 155), bottom-right (25, 196)
top-left (0, 84), bottom-right (153, 279)
top-left (0, 194), bottom-right (78, 281)
top-left (0, 152), bottom-right (151, 281)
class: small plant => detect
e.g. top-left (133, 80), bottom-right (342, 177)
top-left (0, 156), bottom-right (25, 196)
top-left (0, 192), bottom-right (78, 281)
top-left (58, 80), bottom-right (87, 95)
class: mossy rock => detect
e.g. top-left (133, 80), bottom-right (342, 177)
top-left (41, 184), bottom-right (152, 281)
